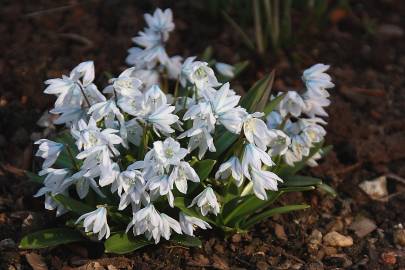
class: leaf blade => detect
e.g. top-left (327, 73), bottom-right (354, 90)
top-left (170, 234), bottom-right (202, 248)
top-left (104, 231), bottom-right (152, 254)
top-left (242, 204), bottom-right (310, 229)
top-left (19, 228), bottom-right (83, 249)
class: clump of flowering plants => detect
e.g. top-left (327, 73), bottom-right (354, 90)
top-left (21, 8), bottom-right (335, 253)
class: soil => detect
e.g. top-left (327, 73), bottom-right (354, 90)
top-left (1, 0), bottom-right (404, 269)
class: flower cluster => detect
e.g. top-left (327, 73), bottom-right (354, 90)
top-left (32, 8), bottom-right (334, 246)
top-left (267, 64), bottom-right (334, 167)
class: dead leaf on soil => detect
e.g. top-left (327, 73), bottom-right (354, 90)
top-left (25, 252), bottom-right (48, 270)
top-left (274, 223), bottom-right (288, 241)
top-left (349, 215), bottom-right (377, 238)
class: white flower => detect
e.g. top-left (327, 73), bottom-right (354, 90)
top-left (50, 106), bottom-right (85, 126)
top-left (125, 119), bottom-right (143, 146)
top-left (153, 137), bottom-right (188, 166)
top-left (266, 111), bottom-right (283, 129)
top-left (179, 212), bottom-right (211, 236)
top-left (218, 106), bottom-right (247, 134)
top-left (105, 68), bottom-right (143, 98)
top-left (146, 104), bottom-right (179, 134)
top-left (183, 102), bottom-right (216, 133)
top-left (189, 187), bottom-right (220, 216)
top-left (62, 169), bottom-right (105, 199)
top-left (299, 120), bottom-right (326, 146)
top-left (215, 62), bottom-right (235, 78)
top-left (178, 127), bottom-right (216, 159)
top-left (180, 56), bottom-right (196, 87)
top-left (186, 61), bottom-right (220, 89)
top-left (208, 82), bottom-right (241, 116)
top-left (148, 175), bottom-right (175, 207)
top-left (70, 61), bottom-right (95, 87)
top-left (250, 167), bottom-right (283, 200)
top-left (34, 168), bottom-right (70, 197)
top-left (75, 207), bottom-right (110, 240)
top-left (278, 91), bottom-right (306, 117)
top-left (166, 55), bottom-right (183, 79)
top-left (302, 63), bottom-right (334, 96)
top-left (284, 136), bottom-right (310, 166)
top-left (306, 150), bottom-right (322, 167)
top-left (44, 61), bottom-right (98, 109)
top-left (243, 112), bottom-right (273, 150)
top-left (143, 85), bottom-right (168, 110)
top-left (159, 213), bottom-right (182, 241)
top-left (126, 204), bottom-right (162, 243)
top-left (302, 93), bottom-right (330, 118)
top-left (169, 161), bottom-right (200, 193)
top-left (143, 8), bottom-right (174, 42)
top-left (34, 139), bottom-right (64, 169)
top-left (117, 169), bottom-right (149, 211)
top-left (267, 130), bottom-right (291, 156)
top-left (215, 156), bottom-right (243, 186)
top-left (242, 144), bottom-right (274, 179)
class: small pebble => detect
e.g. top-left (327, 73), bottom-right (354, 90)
top-left (323, 231), bottom-right (353, 247)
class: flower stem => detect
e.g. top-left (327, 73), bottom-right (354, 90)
top-left (65, 144), bottom-right (79, 171)
top-left (77, 82), bottom-right (91, 108)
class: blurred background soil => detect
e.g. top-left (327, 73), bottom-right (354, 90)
top-left (0, 0), bottom-right (404, 269)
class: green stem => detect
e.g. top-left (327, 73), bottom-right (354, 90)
top-left (65, 144), bottom-right (79, 171)
top-left (139, 125), bottom-right (149, 159)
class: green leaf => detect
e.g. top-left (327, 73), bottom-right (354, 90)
top-left (318, 183), bottom-right (337, 197)
top-left (232, 60), bottom-right (250, 78)
top-left (210, 130), bottom-right (239, 159)
top-left (104, 231), bottom-right (152, 254)
top-left (263, 93), bottom-right (285, 115)
top-left (223, 186), bottom-right (314, 226)
top-left (174, 197), bottom-right (214, 224)
top-left (282, 175), bottom-right (322, 187)
top-left (242, 204), bottom-right (310, 229)
top-left (19, 228), bottom-right (83, 249)
top-left (54, 131), bottom-right (80, 169)
top-left (193, 159), bottom-right (216, 181)
top-left (201, 46), bottom-right (213, 61)
top-left (222, 11), bottom-right (255, 51)
top-left (240, 71), bottom-right (275, 113)
top-left (170, 234), bottom-right (202, 248)
top-left (25, 171), bottom-right (45, 184)
top-left (53, 194), bottom-right (94, 215)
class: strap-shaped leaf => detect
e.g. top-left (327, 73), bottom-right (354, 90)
top-left (53, 194), bottom-right (94, 215)
top-left (19, 228), bottom-right (83, 249)
top-left (240, 71), bottom-right (275, 113)
top-left (318, 183), bottom-right (337, 197)
top-left (263, 93), bottom-right (285, 115)
top-left (170, 234), bottom-right (202, 248)
top-left (104, 231), bottom-right (152, 254)
top-left (241, 204), bottom-right (310, 229)
top-left (25, 171), bottom-right (45, 184)
top-left (222, 11), bottom-right (255, 51)
top-left (210, 130), bottom-right (239, 159)
top-left (223, 186), bottom-right (314, 226)
top-left (281, 175), bottom-right (322, 187)
top-left (54, 131), bottom-right (81, 169)
top-left (193, 159), bottom-right (216, 181)
top-left (233, 60), bottom-right (250, 78)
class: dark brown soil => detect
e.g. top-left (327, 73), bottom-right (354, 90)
top-left (1, 0), bottom-right (404, 269)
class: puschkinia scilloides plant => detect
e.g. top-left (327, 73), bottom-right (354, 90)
top-left (21, 8), bottom-right (335, 254)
